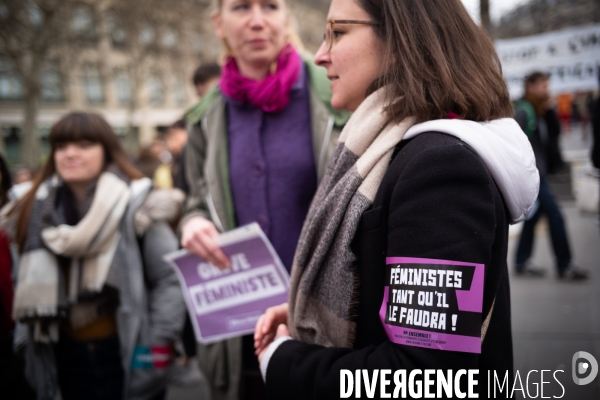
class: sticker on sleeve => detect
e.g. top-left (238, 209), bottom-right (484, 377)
top-left (379, 257), bottom-right (484, 354)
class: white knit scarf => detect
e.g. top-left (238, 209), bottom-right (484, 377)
top-left (13, 172), bottom-right (130, 341)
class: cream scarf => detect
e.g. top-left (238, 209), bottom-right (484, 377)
top-left (13, 172), bottom-right (130, 341)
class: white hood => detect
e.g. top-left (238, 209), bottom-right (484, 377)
top-left (404, 118), bottom-right (539, 224)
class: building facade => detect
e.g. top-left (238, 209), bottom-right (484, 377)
top-left (0, 0), bottom-right (331, 167)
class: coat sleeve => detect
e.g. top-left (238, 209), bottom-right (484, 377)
top-left (265, 142), bottom-right (499, 399)
top-left (180, 122), bottom-right (211, 228)
top-left (142, 221), bottom-right (186, 344)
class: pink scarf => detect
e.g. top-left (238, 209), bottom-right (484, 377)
top-left (219, 44), bottom-right (301, 113)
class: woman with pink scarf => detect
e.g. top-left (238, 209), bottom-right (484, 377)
top-left (179, 1), bottom-right (348, 399)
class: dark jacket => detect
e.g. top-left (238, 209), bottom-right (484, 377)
top-left (0, 229), bottom-right (13, 336)
top-left (592, 96), bottom-right (600, 169)
top-left (514, 105), bottom-right (564, 177)
top-left (266, 132), bottom-right (513, 399)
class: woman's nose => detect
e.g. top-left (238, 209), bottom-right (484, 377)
top-left (64, 144), bottom-right (79, 156)
top-left (314, 40), bottom-right (330, 67)
top-left (249, 5), bottom-right (266, 28)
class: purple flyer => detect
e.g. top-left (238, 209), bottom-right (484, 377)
top-left (379, 257), bottom-right (485, 354)
top-left (165, 223), bottom-right (289, 344)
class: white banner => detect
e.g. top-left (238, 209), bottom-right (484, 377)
top-left (495, 24), bottom-right (600, 98)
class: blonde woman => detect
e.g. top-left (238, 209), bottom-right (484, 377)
top-left (180, 0), bottom-right (349, 398)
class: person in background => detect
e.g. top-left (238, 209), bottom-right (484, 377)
top-left (193, 63), bottom-right (222, 99)
top-left (574, 92), bottom-right (591, 141)
top-left (179, 0), bottom-right (349, 398)
top-left (3, 113), bottom-right (185, 400)
top-left (162, 118), bottom-right (205, 390)
top-left (593, 91), bottom-right (600, 169)
top-left (513, 72), bottom-right (588, 280)
top-left (137, 139), bottom-right (174, 189)
top-left (184, 63), bottom-right (223, 128)
top-left (557, 92), bottom-right (573, 134)
top-left (586, 92), bottom-right (595, 141)
top-left (164, 119), bottom-right (189, 194)
top-left (0, 153), bottom-right (36, 400)
top-left (136, 145), bottom-right (162, 181)
top-left (252, 0), bottom-right (539, 397)
top-left (12, 166), bottom-right (33, 185)
top-left (0, 152), bottom-right (10, 207)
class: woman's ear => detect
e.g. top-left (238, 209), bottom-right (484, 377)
top-left (212, 11), bottom-right (224, 39)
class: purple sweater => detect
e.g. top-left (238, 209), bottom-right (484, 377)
top-left (225, 58), bottom-right (316, 272)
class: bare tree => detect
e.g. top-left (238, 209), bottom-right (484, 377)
top-left (0, 0), bottom-right (213, 165)
top-left (0, 0), bottom-right (81, 168)
top-left (104, 0), bottom-right (210, 152)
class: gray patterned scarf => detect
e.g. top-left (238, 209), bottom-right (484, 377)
top-left (288, 89), bottom-right (416, 347)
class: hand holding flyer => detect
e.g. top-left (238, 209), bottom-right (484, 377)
top-left (165, 223), bottom-right (290, 344)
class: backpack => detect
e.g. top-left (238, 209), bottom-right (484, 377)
top-left (513, 99), bottom-right (537, 139)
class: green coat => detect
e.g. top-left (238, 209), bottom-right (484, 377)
top-left (181, 54), bottom-right (350, 400)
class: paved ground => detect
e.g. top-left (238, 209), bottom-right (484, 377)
top-left (168, 125), bottom-right (600, 400)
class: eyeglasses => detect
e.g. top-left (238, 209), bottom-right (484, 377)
top-left (324, 20), bottom-right (379, 52)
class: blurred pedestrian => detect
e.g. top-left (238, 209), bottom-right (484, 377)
top-left (252, 0), bottom-right (539, 397)
top-left (4, 112), bottom-right (185, 400)
top-left (557, 92), bottom-right (572, 134)
top-left (184, 63), bottom-right (222, 127)
top-left (514, 72), bottom-right (588, 280)
top-left (12, 166), bottom-right (33, 185)
top-left (136, 145), bottom-right (162, 181)
top-left (0, 152), bottom-right (36, 400)
top-left (161, 120), bottom-right (204, 388)
top-left (0, 152), bottom-right (10, 208)
top-left (164, 119), bottom-right (189, 194)
top-left (193, 63), bottom-right (222, 98)
top-left (137, 139), bottom-right (174, 189)
top-left (593, 91), bottom-right (600, 169)
top-left (179, 0), bottom-right (349, 398)
top-left (585, 92), bottom-right (595, 141)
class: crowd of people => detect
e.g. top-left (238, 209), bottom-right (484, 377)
top-left (0, 0), bottom-right (598, 399)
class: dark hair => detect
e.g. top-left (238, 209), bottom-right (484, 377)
top-left (192, 63), bottom-right (221, 86)
top-left (357, 0), bottom-right (513, 123)
top-left (524, 71), bottom-right (550, 90)
top-left (0, 152), bottom-right (11, 208)
top-left (13, 112), bottom-right (144, 252)
top-left (169, 119), bottom-right (187, 131)
top-left (136, 145), bottom-right (161, 179)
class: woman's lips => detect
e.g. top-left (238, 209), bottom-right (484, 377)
top-left (248, 39), bottom-right (268, 47)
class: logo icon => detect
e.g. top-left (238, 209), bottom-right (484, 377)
top-left (572, 351), bottom-right (598, 385)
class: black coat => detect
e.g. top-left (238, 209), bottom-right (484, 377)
top-left (266, 132), bottom-right (513, 399)
top-left (514, 106), bottom-right (564, 177)
top-left (592, 97), bottom-right (600, 169)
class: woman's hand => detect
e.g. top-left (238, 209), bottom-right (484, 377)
top-left (257, 323), bottom-right (290, 364)
top-left (254, 303), bottom-right (289, 355)
top-left (181, 216), bottom-right (230, 269)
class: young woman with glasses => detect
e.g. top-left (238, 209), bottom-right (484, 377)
top-left (254, 0), bottom-right (539, 398)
